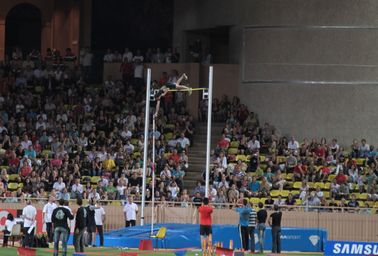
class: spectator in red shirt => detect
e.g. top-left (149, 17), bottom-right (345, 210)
top-left (198, 197), bottom-right (213, 253)
top-left (335, 171), bottom-right (347, 185)
top-left (169, 149), bottom-right (180, 166)
top-left (217, 134), bottom-right (230, 150)
top-left (50, 154), bottom-right (63, 169)
top-left (293, 162), bottom-right (307, 181)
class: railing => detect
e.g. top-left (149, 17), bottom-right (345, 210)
top-left (0, 197), bottom-right (377, 242)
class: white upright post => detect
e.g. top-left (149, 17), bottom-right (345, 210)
top-left (141, 68), bottom-right (151, 226)
top-left (205, 66), bottom-right (213, 197)
top-left (150, 117), bottom-right (156, 235)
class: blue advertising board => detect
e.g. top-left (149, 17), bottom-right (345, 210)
top-left (101, 224), bottom-right (327, 252)
top-left (325, 240), bottom-right (378, 256)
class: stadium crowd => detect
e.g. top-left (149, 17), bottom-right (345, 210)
top-left (1, 46), bottom-right (377, 214)
top-left (199, 95), bottom-right (378, 212)
top-left (0, 47), bottom-right (193, 204)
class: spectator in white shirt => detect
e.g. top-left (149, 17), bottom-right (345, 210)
top-left (177, 133), bottom-right (190, 151)
top-left (71, 178), bottom-right (83, 199)
top-left (88, 189), bottom-right (100, 201)
top-left (359, 139), bottom-right (370, 157)
top-left (42, 196), bottom-right (57, 242)
top-left (103, 49), bottom-right (115, 62)
top-left (53, 177), bottom-right (66, 198)
top-left (168, 181), bottom-right (180, 200)
top-left (288, 136), bottom-right (300, 152)
top-left (122, 48), bottom-right (133, 62)
top-left (247, 135), bottom-right (260, 153)
top-left (132, 50), bottom-right (144, 63)
top-left (21, 135), bottom-right (32, 150)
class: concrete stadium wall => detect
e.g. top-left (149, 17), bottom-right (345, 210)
top-left (173, 0), bottom-right (378, 145)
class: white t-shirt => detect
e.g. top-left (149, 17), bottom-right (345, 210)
top-left (288, 140), bottom-right (299, 150)
top-left (123, 203), bottom-right (138, 221)
top-left (134, 65), bottom-right (143, 78)
top-left (248, 140), bottom-right (260, 150)
top-left (5, 219), bottom-right (16, 232)
top-left (53, 181), bottom-right (66, 192)
top-left (22, 205), bottom-right (37, 227)
top-left (95, 207), bottom-right (105, 225)
top-left (42, 202), bottom-right (57, 223)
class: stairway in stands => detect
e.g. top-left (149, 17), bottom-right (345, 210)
top-left (185, 122), bottom-right (225, 194)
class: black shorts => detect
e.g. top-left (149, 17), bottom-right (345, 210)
top-left (166, 83), bottom-right (176, 89)
top-left (200, 225), bottom-right (212, 236)
top-left (87, 224), bottom-right (96, 233)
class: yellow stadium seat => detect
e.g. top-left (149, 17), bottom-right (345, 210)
top-left (280, 190), bottom-right (290, 197)
top-left (295, 199), bottom-right (302, 205)
top-left (356, 158), bottom-right (366, 166)
top-left (230, 141), bottom-right (240, 148)
top-left (286, 173), bottom-right (294, 181)
top-left (8, 183), bottom-right (19, 190)
top-left (18, 183), bottom-right (24, 189)
top-left (227, 148), bottom-right (238, 155)
top-left (9, 174), bottom-right (20, 182)
top-left (276, 156), bottom-right (286, 163)
top-left (236, 155), bottom-right (248, 162)
top-left (81, 176), bottom-right (91, 183)
top-left (260, 198), bottom-right (267, 204)
top-left (91, 176), bottom-right (101, 184)
top-left (270, 190), bottom-right (280, 197)
top-left (259, 164), bottom-right (267, 170)
top-left (328, 174), bottom-right (336, 182)
top-left (293, 182), bottom-right (302, 189)
top-left (315, 182), bottom-right (325, 189)
top-left (324, 182), bottom-right (331, 190)
top-left (42, 150), bottom-right (52, 157)
top-left (250, 197), bottom-right (260, 205)
top-left (259, 155), bottom-right (266, 162)
top-left (130, 138), bottom-right (139, 145)
top-left (307, 182), bottom-right (315, 189)
top-left (290, 190), bottom-right (300, 196)
top-left (358, 193), bottom-right (368, 200)
top-left (374, 201), bottom-right (378, 208)
top-left (323, 191), bottom-right (330, 199)
top-left (164, 132), bottom-right (174, 141)
top-left (133, 151), bottom-right (141, 158)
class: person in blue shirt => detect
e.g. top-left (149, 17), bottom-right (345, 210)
top-left (248, 176), bottom-right (260, 196)
top-left (235, 199), bottom-right (252, 251)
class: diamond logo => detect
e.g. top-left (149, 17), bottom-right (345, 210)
top-left (309, 235), bottom-right (320, 246)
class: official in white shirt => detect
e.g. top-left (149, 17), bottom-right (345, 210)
top-left (22, 200), bottom-right (37, 247)
top-left (94, 203), bottom-right (106, 247)
top-left (123, 196), bottom-right (138, 227)
top-left (42, 196), bottom-right (57, 243)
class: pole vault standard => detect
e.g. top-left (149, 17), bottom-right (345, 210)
top-left (150, 117), bottom-right (156, 235)
top-left (140, 68), bottom-right (151, 226)
top-left (141, 66), bottom-right (214, 226)
top-left (205, 66), bottom-right (213, 197)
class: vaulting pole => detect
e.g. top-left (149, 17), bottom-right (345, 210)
top-left (205, 66), bottom-right (213, 197)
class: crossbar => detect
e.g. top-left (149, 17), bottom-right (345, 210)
top-left (168, 87), bottom-right (208, 92)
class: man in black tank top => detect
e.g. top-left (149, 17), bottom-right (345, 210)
top-left (269, 204), bottom-right (282, 253)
